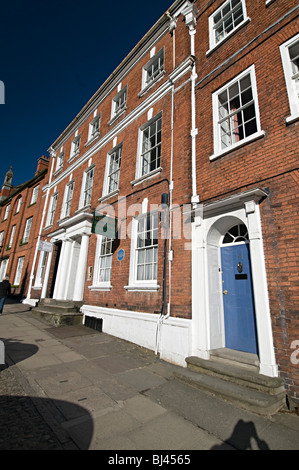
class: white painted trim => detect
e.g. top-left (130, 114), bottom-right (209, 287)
top-left (192, 190), bottom-right (278, 377)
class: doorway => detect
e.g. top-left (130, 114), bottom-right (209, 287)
top-left (221, 225), bottom-right (258, 354)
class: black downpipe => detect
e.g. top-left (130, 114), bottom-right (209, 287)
top-left (160, 193), bottom-right (169, 317)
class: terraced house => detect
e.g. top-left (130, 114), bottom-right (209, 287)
top-left (20, 0), bottom-right (298, 410)
top-left (0, 157), bottom-right (49, 299)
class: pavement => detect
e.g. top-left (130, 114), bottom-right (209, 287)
top-left (0, 300), bottom-right (299, 453)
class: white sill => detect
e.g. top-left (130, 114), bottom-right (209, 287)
top-left (88, 285), bottom-right (112, 292)
top-left (265, 0), bottom-right (277, 6)
top-left (98, 189), bottom-right (119, 203)
top-left (206, 18), bottom-right (251, 57)
top-left (131, 167), bottom-right (163, 186)
top-left (210, 130), bottom-right (265, 161)
top-left (286, 113), bottom-right (299, 125)
top-left (53, 167), bottom-right (63, 177)
top-left (108, 107), bottom-right (127, 126)
top-left (124, 284), bottom-right (160, 292)
top-left (138, 71), bottom-right (166, 98)
top-left (67, 151), bottom-right (80, 164)
top-left (85, 132), bottom-right (100, 148)
top-left (75, 204), bottom-right (91, 214)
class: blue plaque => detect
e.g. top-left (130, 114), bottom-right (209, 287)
top-left (117, 249), bottom-right (125, 262)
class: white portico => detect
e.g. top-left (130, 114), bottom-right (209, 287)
top-left (43, 212), bottom-right (93, 302)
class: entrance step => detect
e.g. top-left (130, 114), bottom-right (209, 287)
top-left (210, 348), bottom-right (260, 371)
top-left (175, 351), bottom-right (286, 416)
top-left (32, 299), bottom-right (83, 327)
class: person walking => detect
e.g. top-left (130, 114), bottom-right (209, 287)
top-left (0, 275), bottom-right (11, 315)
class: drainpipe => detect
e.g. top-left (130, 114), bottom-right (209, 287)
top-left (183, 2), bottom-right (199, 208)
top-left (23, 149), bottom-right (56, 306)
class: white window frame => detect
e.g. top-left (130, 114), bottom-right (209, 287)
top-left (90, 235), bottom-right (114, 291)
top-left (22, 217), bottom-right (33, 244)
top-left (79, 165), bottom-right (95, 209)
top-left (140, 48), bottom-right (165, 93)
top-left (35, 250), bottom-right (47, 287)
top-left (0, 231), bottom-right (4, 248)
top-left (211, 65), bottom-right (264, 160)
top-left (111, 86), bottom-right (127, 121)
top-left (55, 151), bottom-right (64, 173)
top-left (8, 225), bottom-right (16, 248)
top-left (16, 196), bottom-right (22, 214)
top-left (126, 211), bottom-right (160, 291)
top-left (88, 115), bottom-right (101, 142)
top-left (61, 180), bottom-right (75, 219)
top-left (46, 192), bottom-right (58, 227)
top-left (70, 134), bottom-right (81, 160)
top-left (3, 204), bottom-right (10, 220)
top-left (102, 144), bottom-right (122, 198)
top-left (134, 112), bottom-right (162, 183)
top-left (280, 33), bottom-right (299, 124)
top-left (0, 258), bottom-right (9, 282)
top-left (30, 185), bottom-right (39, 205)
top-left (208, 0), bottom-right (250, 53)
top-left (14, 256), bottom-right (25, 286)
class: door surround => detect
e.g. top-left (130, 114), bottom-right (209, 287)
top-left (191, 188), bottom-right (278, 377)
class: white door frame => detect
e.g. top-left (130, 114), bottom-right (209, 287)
top-left (192, 189), bottom-right (278, 377)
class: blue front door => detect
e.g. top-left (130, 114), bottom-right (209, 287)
top-left (221, 243), bottom-right (258, 354)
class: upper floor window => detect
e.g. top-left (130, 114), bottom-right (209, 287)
top-left (103, 144), bottom-right (122, 197)
top-left (16, 196), bottom-right (22, 214)
top-left (22, 217), bottom-right (33, 244)
top-left (46, 192), bottom-right (58, 227)
top-left (136, 113), bottom-right (162, 179)
top-left (80, 165), bottom-right (95, 208)
top-left (88, 114), bottom-right (101, 142)
top-left (8, 225), bottom-right (16, 248)
top-left (280, 34), bottom-right (299, 123)
top-left (3, 204), bottom-right (10, 220)
top-left (70, 134), bottom-right (81, 160)
top-left (31, 185), bottom-right (39, 205)
top-left (211, 65), bottom-right (263, 159)
top-left (208, 0), bottom-right (249, 51)
top-left (55, 151), bottom-right (64, 173)
top-left (111, 86), bottom-right (127, 119)
top-left (142, 49), bottom-right (165, 91)
top-left (61, 181), bottom-right (74, 219)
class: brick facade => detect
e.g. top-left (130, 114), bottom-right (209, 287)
top-left (2, 0), bottom-right (294, 402)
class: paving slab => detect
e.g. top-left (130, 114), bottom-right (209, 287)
top-left (0, 302), bottom-right (298, 451)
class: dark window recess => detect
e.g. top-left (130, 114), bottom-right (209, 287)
top-left (84, 316), bottom-right (103, 332)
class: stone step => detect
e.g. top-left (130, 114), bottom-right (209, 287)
top-left (185, 355), bottom-right (285, 395)
top-left (175, 366), bottom-right (286, 416)
top-left (210, 348), bottom-right (260, 371)
top-left (32, 299), bottom-right (83, 327)
top-left (32, 308), bottom-right (83, 327)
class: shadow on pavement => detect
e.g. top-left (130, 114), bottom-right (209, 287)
top-left (210, 419), bottom-right (270, 450)
top-left (1, 338), bottom-right (39, 365)
top-left (0, 394), bottom-right (93, 450)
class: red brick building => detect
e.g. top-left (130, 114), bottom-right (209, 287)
top-left (23, 0), bottom-right (298, 406)
top-left (0, 156), bottom-right (49, 299)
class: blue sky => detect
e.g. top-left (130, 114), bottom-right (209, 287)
top-left (0, 0), bottom-right (173, 187)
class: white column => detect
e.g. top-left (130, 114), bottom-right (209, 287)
top-left (54, 238), bottom-right (73, 300)
top-left (245, 201), bottom-right (278, 377)
top-left (73, 233), bottom-right (90, 301)
top-left (41, 249), bottom-right (53, 299)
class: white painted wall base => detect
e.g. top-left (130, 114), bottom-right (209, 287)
top-left (81, 305), bottom-right (191, 367)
